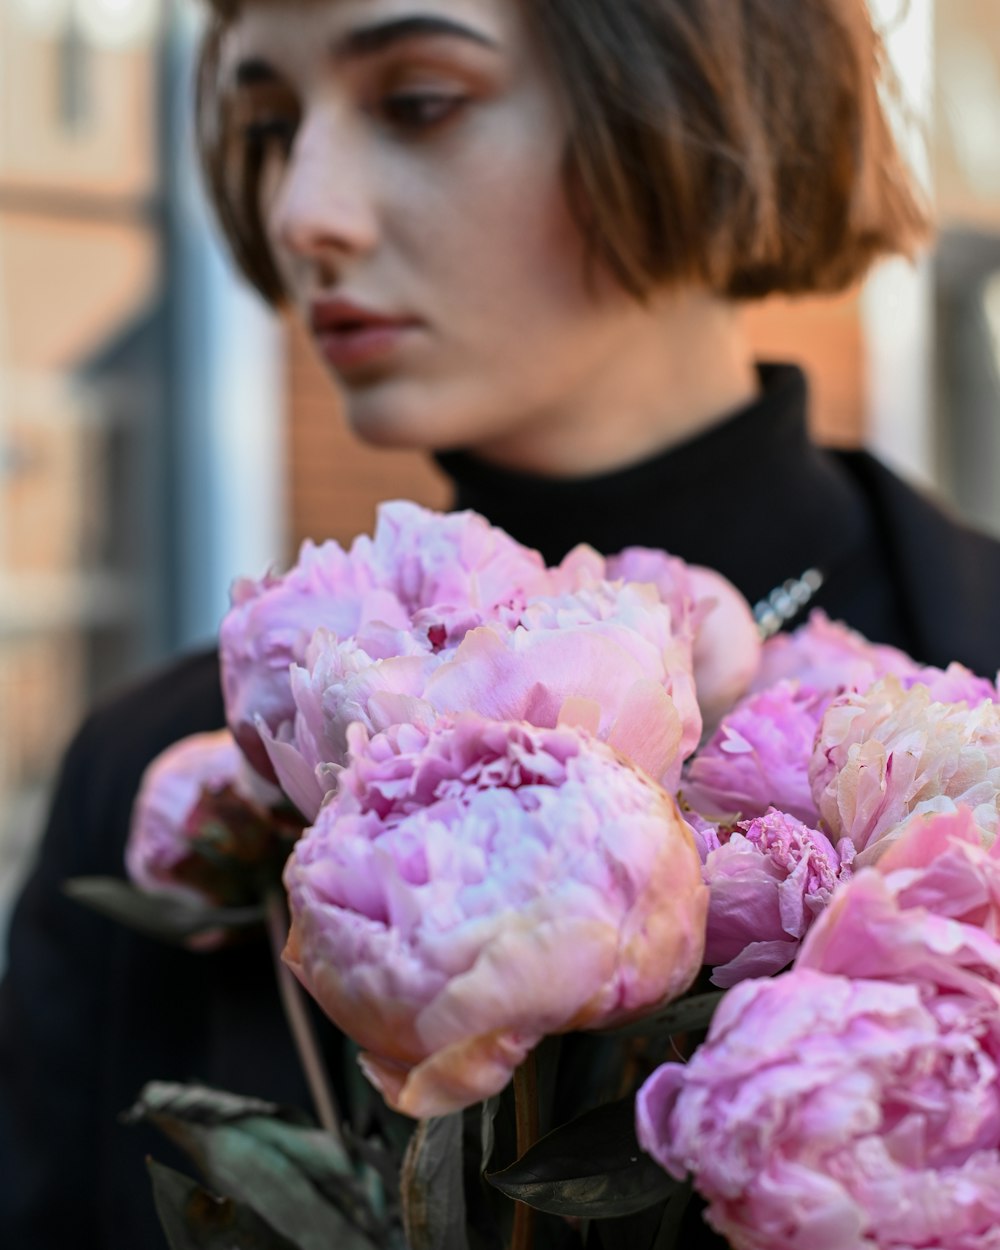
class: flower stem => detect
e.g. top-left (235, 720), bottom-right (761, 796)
top-left (511, 1051), bottom-right (540, 1250)
top-left (265, 891), bottom-right (345, 1150)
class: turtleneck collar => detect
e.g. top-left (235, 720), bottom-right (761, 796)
top-left (435, 363), bottom-right (872, 608)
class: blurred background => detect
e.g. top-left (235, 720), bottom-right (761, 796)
top-left (0, 0), bottom-right (998, 941)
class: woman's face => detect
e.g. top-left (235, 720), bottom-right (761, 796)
top-left (220, 0), bottom-right (677, 469)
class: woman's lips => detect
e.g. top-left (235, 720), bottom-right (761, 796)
top-left (310, 300), bottom-right (420, 373)
top-left (314, 322), bottom-right (417, 372)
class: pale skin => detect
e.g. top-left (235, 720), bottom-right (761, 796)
top-left (220, 0), bottom-right (760, 478)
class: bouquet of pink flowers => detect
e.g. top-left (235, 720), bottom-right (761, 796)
top-left (73, 501), bottom-right (1000, 1250)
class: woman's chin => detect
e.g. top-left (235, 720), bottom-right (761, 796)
top-left (340, 379), bottom-right (482, 454)
top-left (343, 401), bottom-right (440, 451)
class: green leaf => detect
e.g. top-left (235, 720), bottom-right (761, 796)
top-left (344, 1129), bottom-right (405, 1213)
top-left (64, 877), bottom-right (264, 944)
top-left (486, 1098), bottom-right (684, 1219)
top-left (148, 1158), bottom-right (301, 1250)
top-left (479, 1079), bottom-right (519, 1178)
top-left (601, 991), bottom-right (726, 1039)
top-left (650, 1182), bottom-right (693, 1250)
top-left (480, 1097), bottom-right (501, 1176)
top-left (533, 1034), bottom-right (564, 1138)
top-left (401, 1115), bottom-right (470, 1250)
top-left (343, 1039), bottom-right (415, 1161)
top-left (466, 1101), bottom-right (513, 1250)
top-left (130, 1082), bottom-right (383, 1250)
top-left (128, 1082), bottom-right (315, 1130)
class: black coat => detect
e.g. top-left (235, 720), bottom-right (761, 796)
top-left (2, 449), bottom-right (999, 1249)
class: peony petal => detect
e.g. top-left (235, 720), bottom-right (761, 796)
top-left (605, 680), bottom-right (684, 789)
top-left (361, 1028), bottom-right (533, 1118)
top-left (258, 717), bottom-right (328, 822)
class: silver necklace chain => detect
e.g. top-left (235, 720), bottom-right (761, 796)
top-left (753, 567), bottom-right (825, 640)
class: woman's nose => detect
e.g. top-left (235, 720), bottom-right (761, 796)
top-left (267, 115), bottom-right (379, 264)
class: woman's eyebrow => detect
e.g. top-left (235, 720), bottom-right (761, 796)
top-left (332, 15), bottom-right (501, 60)
top-left (233, 58), bottom-right (279, 86)
top-left (229, 15), bottom-right (499, 87)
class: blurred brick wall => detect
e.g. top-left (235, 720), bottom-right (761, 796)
top-left (285, 291), bottom-right (865, 552)
top-left (0, 11), bottom-right (160, 890)
top-left (744, 290), bottom-right (865, 448)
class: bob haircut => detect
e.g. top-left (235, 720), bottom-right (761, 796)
top-left (196, 0), bottom-right (930, 304)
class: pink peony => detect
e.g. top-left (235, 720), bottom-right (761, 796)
top-left (810, 677), bottom-right (1000, 864)
top-left (798, 807), bottom-right (1000, 976)
top-left (283, 715), bottom-right (707, 1118)
top-left (683, 681), bottom-right (829, 824)
top-left (222, 506), bottom-right (755, 810)
top-left (219, 501), bottom-right (548, 779)
top-left (702, 809), bottom-right (853, 987)
top-left (220, 539), bottom-right (400, 779)
top-left (358, 499), bottom-right (549, 627)
top-left (638, 809), bottom-right (1000, 1250)
top-left (681, 807), bottom-right (725, 860)
top-left (423, 581), bottom-right (700, 786)
top-left (126, 730), bottom-right (287, 906)
top-left (913, 663), bottom-right (1000, 707)
top-left (265, 579), bottom-right (701, 817)
top-left (559, 544), bottom-right (761, 728)
top-left (262, 631), bottom-right (441, 820)
top-left (754, 610), bottom-right (995, 703)
top-left (871, 807), bottom-right (1000, 936)
top-left (687, 620), bottom-right (997, 838)
top-left (638, 971), bottom-right (1000, 1250)
top-left (750, 611), bottom-right (923, 695)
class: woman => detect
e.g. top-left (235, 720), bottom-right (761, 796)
top-left (2, 2), bottom-right (999, 1247)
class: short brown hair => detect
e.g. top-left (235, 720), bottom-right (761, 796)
top-left (196, 0), bottom-right (930, 304)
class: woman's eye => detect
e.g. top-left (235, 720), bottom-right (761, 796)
top-left (242, 117), bottom-right (298, 154)
top-left (379, 92), bottom-right (465, 132)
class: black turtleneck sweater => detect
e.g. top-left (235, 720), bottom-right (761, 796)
top-left (438, 363), bottom-right (912, 653)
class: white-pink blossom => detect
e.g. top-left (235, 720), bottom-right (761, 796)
top-left (558, 543), bottom-right (760, 727)
top-left (810, 677), bottom-right (1000, 864)
top-left (283, 715), bottom-right (707, 1117)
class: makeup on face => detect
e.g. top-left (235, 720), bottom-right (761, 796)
top-left (218, 1), bottom-right (754, 477)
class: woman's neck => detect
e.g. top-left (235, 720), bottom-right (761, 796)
top-left (466, 290), bottom-right (759, 478)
